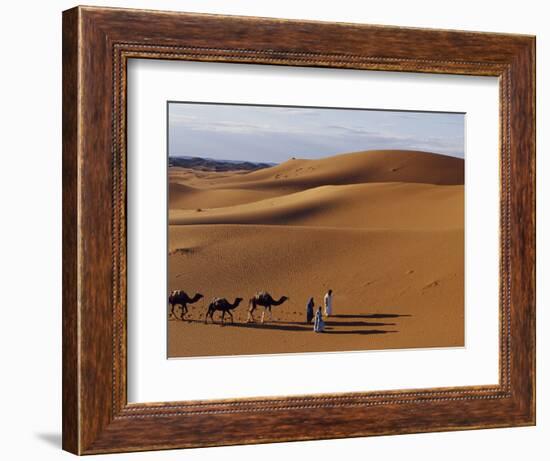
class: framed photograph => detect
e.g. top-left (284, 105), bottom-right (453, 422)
top-left (62, 6), bottom-right (535, 455)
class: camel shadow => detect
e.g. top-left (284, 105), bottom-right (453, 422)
top-left (225, 322), bottom-right (311, 332)
top-left (171, 314), bottom-right (405, 336)
top-left (177, 317), bottom-right (311, 331)
top-left (169, 316), bottom-right (203, 323)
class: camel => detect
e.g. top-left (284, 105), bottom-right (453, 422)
top-left (247, 292), bottom-right (289, 323)
top-left (168, 290), bottom-right (203, 320)
top-left (204, 297), bottom-right (243, 325)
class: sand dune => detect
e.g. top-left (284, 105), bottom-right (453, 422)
top-left (168, 182), bottom-right (281, 209)
top-left (169, 150), bottom-right (464, 209)
top-left (167, 149), bottom-right (465, 357)
top-left (170, 182), bottom-right (463, 230)
top-left (204, 149), bottom-right (464, 189)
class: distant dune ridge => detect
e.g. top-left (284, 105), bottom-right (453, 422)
top-left (167, 149), bottom-right (465, 357)
top-left (215, 149), bottom-right (464, 186)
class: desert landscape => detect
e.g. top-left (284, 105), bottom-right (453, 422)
top-left (167, 149), bottom-right (464, 358)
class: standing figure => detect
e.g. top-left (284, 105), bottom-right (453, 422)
top-left (306, 297), bottom-right (315, 324)
top-left (313, 307), bottom-right (325, 333)
top-left (324, 289), bottom-right (333, 317)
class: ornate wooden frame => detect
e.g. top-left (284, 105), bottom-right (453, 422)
top-left (62, 5), bottom-right (536, 455)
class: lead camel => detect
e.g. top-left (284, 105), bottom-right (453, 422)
top-left (247, 291), bottom-right (289, 323)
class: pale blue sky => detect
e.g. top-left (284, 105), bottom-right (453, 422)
top-left (168, 102), bottom-right (464, 163)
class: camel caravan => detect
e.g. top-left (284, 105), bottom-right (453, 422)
top-left (168, 289), bottom-right (334, 333)
top-left (168, 290), bottom-right (289, 325)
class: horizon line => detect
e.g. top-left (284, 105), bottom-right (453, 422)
top-left (168, 148), bottom-right (465, 165)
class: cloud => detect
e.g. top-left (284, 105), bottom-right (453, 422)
top-left (170, 117), bottom-right (311, 136)
top-left (169, 113), bottom-right (198, 123)
top-left (168, 103), bottom-right (464, 160)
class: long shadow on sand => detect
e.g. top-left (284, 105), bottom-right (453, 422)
top-left (223, 322), bottom-right (312, 332)
top-left (325, 320), bottom-right (396, 327)
top-left (322, 329), bottom-right (398, 335)
top-left (331, 313), bottom-right (412, 319)
top-left (175, 318), bottom-right (398, 335)
top-left (176, 318), bottom-right (310, 332)
top-left (231, 320), bottom-right (397, 332)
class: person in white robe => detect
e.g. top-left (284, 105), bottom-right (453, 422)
top-left (324, 289), bottom-right (333, 317)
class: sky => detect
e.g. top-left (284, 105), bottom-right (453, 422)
top-left (168, 102), bottom-right (465, 163)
